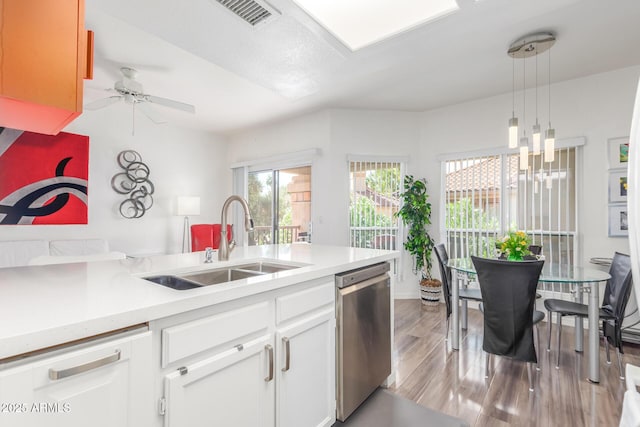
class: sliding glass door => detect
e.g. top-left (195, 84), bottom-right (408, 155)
top-left (248, 166), bottom-right (311, 245)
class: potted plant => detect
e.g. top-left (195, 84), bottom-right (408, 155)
top-left (499, 230), bottom-right (532, 261)
top-left (395, 175), bottom-right (441, 305)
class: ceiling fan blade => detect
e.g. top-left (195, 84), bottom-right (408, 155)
top-left (84, 96), bottom-right (122, 110)
top-left (145, 95), bottom-right (195, 114)
top-left (137, 102), bottom-right (168, 124)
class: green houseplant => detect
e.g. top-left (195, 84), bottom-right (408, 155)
top-left (395, 175), bottom-right (441, 305)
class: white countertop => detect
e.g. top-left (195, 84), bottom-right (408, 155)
top-left (0, 244), bottom-right (397, 360)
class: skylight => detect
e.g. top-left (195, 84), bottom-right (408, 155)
top-left (292, 0), bottom-right (459, 51)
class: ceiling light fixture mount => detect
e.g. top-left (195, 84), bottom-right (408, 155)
top-left (507, 32), bottom-right (557, 166)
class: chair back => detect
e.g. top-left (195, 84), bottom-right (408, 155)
top-left (434, 244), bottom-right (452, 318)
top-left (471, 256), bottom-right (544, 363)
top-left (603, 252), bottom-right (634, 319)
top-left (191, 224), bottom-right (233, 251)
top-left (602, 252), bottom-right (634, 350)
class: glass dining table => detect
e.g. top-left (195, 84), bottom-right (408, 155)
top-left (447, 258), bottom-right (611, 383)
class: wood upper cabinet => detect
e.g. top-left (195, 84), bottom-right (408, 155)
top-left (0, 0), bottom-right (93, 135)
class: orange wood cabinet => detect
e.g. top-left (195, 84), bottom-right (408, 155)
top-left (0, 0), bottom-right (93, 135)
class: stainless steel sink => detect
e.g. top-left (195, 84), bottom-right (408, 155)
top-left (181, 268), bottom-right (263, 286)
top-left (144, 260), bottom-right (302, 290)
top-left (144, 275), bottom-right (202, 290)
top-left (231, 261), bottom-right (300, 274)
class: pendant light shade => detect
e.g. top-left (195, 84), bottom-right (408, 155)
top-left (509, 117), bottom-right (519, 148)
top-left (519, 137), bottom-right (529, 170)
top-left (544, 128), bottom-right (555, 162)
top-left (532, 123), bottom-right (541, 155)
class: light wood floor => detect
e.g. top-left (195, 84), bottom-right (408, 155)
top-left (387, 299), bottom-right (640, 427)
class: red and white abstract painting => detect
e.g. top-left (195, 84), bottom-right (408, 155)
top-left (0, 128), bottom-right (89, 225)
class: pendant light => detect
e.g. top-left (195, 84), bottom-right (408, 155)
top-left (508, 32), bottom-right (556, 161)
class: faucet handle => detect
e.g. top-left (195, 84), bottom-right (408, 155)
top-left (204, 247), bottom-right (214, 263)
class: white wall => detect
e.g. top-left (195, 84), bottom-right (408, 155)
top-left (420, 65), bottom-right (640, 267)
top-left (228, 109), bottom-right (423, 297)
top-left (227, 65), bottom-right (640, 299)
top-left (1, 105), bottom-right (229, 255)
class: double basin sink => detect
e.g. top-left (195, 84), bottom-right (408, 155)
top-left (144, 261), bottom-right (301, 290)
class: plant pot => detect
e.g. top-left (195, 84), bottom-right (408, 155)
top-left (420, 279), bottom-right (442, 306)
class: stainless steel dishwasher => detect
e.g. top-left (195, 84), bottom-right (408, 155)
top-left (335, 261), bottom-right (391, 421)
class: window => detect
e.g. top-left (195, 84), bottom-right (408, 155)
top-left (443, 146), bottom-right (578, 266)
top-left (348, 160), bottom-right (403, 250)
top-left (248, 166), bottom-right (312, 245)
top-left (232, 149), bottom-right (318, 247)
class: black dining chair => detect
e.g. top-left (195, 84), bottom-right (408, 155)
top-left (471, 256), bottom-right (545, 391)
top-left (434, 244), bottom-right (482, 339)
top-left (544, 252), bottom-right (633, 377)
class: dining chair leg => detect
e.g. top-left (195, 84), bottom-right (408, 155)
top-left (445, 316), bottom-right (450, 341)
top-left (534, 325), bottom-right (541, 371)
top-left (616, 348), bottom-right (625, 380)
top-left (556, 312), bottom-right (562, 369)
top-left (461, 300), bottom-right (468, 330)
top-left (485, 353), bottom-right (491, 379)
top-left (604, 336), bottom-right (612, 365)
top-left (527, 362), bottom-right (535, 392)
top-left (547, 311), bottom-right (552, 352)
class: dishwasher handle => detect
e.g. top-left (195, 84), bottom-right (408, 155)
top-left (335, 262), bottom-right (390, 288)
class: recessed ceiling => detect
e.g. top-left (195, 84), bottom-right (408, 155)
top-left (84, 0), bottom-right (640, 135)
top-left (290, 0), bottom-right (460, 50)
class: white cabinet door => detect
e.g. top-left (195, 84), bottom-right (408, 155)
top-left (163, 334), bottom-right (275, 427)
top-left (276, 308), bottom-right (335, 427)
top-left (0, 330), bottom-right (152, 427)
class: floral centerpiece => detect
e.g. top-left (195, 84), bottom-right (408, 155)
top-left (500, 230), bottom-right (531, 261)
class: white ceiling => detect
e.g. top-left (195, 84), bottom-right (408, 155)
top-left (84, 0), bottom-right (640, 135)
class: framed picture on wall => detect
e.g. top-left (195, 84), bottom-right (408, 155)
top-left (609, 204), bottom-right (629, 237)
top-left (608, 136), bottom-right (630, 169)
top-left (608, 169), bottom-right (628, 203)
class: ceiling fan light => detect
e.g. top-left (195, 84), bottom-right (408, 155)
top-left (508, 117), bottom-right (519, 149)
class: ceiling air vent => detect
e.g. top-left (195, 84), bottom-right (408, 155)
top-left (214, 0), bottom-right (280, 26)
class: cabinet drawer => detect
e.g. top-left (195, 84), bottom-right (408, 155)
top-left (276, 282), bottom-right (334, 325)
top-left (162, 302), bottom-right (269, 367)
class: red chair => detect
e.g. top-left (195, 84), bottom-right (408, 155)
top-left (191, 224), bottom-right (232, 252)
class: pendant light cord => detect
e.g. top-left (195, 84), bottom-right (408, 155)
top-left (548, 45), bottom-right (552, 128)
top-left (512, 56), bottom-right (515, 117)
top-left (535, 51), bottom-right (539, 125)
top-left (522, 54), bottom-right (526, 136)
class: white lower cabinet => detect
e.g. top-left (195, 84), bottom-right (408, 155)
top-left (276, 308), bottom-right (335, 427)
top-left (0, 329), bottom-right (153, 427)
top-left (157, 279), bottom-right (336, 427)
top-left (163, 334), bottom-right (275, 427)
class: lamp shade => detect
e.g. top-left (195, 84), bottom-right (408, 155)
top-left (177, 196), bottom-right (201, 216)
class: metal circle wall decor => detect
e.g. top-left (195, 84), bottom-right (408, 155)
top-left (111, 150), bottom-right (154, 218)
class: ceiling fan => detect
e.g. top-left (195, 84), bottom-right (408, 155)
top-left (85, 67), bottom-right (196, 127)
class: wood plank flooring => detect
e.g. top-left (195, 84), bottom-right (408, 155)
top-left (387, 299), bottom-right (640, 427)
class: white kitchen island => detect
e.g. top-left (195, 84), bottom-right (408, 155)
top-left (0, 244), bottom-right (397, 427)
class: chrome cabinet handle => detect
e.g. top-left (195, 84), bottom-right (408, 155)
top-left (282, 337), bottom-right (290, 372)
top-left (264, 344), bottom-right (274, 382)
top-left (48, 350), bottom-right (121, 381)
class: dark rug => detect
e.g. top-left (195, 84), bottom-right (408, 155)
top-left (332, 388), bottom-right (469, 427)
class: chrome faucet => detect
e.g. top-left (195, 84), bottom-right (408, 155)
top-left (219, 195), bottom-right (254, 261)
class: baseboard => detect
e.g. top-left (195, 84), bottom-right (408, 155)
top-left (394, 290), bottom-right (420, 299)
